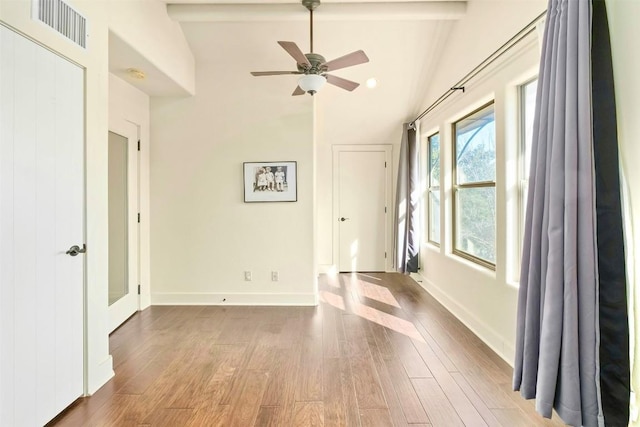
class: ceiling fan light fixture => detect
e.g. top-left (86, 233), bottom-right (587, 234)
top-left (298, 74), bottom-right (326, 95)
top-left (250, 0), bottom-right (369, 96)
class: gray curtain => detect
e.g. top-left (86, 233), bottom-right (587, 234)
top-left (513, 0), bottom-right (601, 426)
top-left (394, 123), bottom-right (419, 274)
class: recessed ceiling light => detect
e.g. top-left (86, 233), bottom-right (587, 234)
top-left (126, 68), bottom-right (146, 80)
top-left (366, 78), bottom-right (377, 89)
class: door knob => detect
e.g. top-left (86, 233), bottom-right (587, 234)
top-left (66, 244), bottom-right (86, 256)
top-left (339, 217), bottom-right (350, 222)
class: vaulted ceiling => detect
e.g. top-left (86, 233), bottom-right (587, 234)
top-left (110, 0), bottom-right (468, 143)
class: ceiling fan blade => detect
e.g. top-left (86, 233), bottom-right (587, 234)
top-left (322, 50), bottom-right (369, 72)
top-left (326, 74), bottom-right (360, 92)
top-left (292, 86), bottom-right (305, 96)
top-left (251, 71), bottom-right (301, 76)
top-left (277, 41), bottom-right (311, 68)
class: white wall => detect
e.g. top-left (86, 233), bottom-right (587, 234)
top-left (109, 73), bottom-right (151, 309)
top-left (422, 0), bottom-right (546, 104)
top-left (412, 0), bottom-right (546, 363)
top-left (150, 61), bottom-right (317, 305)
top-left (314, 20), bottom-right (455, 273)
top-left (0, 0), bottom-right (113, 394)
top-left (1, 0), bottom-right (187, 397)
top-left (315, 101), bottom-right (402, 274)
top-left (606, 0), bottom-right (640, 423)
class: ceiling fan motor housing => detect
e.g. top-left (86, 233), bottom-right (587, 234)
top-left (297, 53), bottom-right (327, 75)
top-left (302, 0), bottom-right (321, 11)
top-left (250, 0), bottom-right (368, 95)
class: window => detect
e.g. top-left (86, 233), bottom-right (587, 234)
top-left (518, 79), bottom-right (538, 268)
top-left (453, 102), bottom-right (496, 268)
top-left (427, 133), bottom-right (440, 245)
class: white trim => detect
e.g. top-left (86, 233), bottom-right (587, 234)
top-left (410, 272), bottom-right (515, 365)
top-left (151, 292), bottom-right (318, 306)
top-left (108, 74), bottom-right (151, 314)
top-left (318, 264), bottom-right (336, 275)
top-left (139, 291), bottom-right (152, 309)
top-left (107, 119), bottom-right (140, 333)
top-left (87, 355), bottom-right (114, 395)
top-left (168, 2), bottom-right (467, 22)
top-left (332, 144), bottom-right (393, 272)
top-left (319, 264), bottom-right (396, 274)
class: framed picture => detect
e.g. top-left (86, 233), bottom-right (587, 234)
top-left (243, 161), bottom-right (297, 203)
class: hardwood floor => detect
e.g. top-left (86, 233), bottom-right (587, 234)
top-left (50, 273), bottom-right (566, 426)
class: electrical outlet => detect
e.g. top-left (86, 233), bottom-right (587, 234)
top-left (271, 271), bottom-right (279, 282)
top-left (244, 271), bottom-right (252, 281)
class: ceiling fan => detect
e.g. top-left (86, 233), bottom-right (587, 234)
top-left (250, 0), bottom-right (369, 96)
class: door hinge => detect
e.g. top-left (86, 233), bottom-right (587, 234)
top-left (384, 161), bottom-right (387, 168)
top-left (137, 140), bottom-right (141, 151)
top-left (385, 251), bottom-right (387, 259)
top-left (385, 207), bottom-right (387, 213)
top-left (137, 213), bottom-right (140, 223)
top-left (137, 284), bottom-right (141, 295)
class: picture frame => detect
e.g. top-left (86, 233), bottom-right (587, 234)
top-left (243, 161), bottom-right (297, 203)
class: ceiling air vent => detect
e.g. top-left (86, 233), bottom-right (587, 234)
top-left (33, 0), bottom-right (87, 48)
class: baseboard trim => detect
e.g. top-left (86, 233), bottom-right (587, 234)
top-left (317, 265), bottom-right (398, 275)
top-left (410, 272), bottom-right (515, 366)
top-left (150, 292), bottom-right (318, 306)
top-left (139, 293), bottom-right (151, 310)
top-left (87, 355), bottom-right (114, 395)
top-left (318, 264), bottom-right (336, 275)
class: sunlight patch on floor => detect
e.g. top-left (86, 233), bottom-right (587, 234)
top-left (352, 303), bottom-right (424, 342)
top-left (320, 290), bottom-right (346, 311)
top-left (320, 289), bottom-right (424, 343)
top-left (354, 280), bottom-right (401, 308)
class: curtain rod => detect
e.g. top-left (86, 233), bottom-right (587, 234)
top-left (409, 9), bottom-right (547, 128)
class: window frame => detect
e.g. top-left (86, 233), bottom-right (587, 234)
top-left (516, 78), bottom-right (538, 279)
top-left (452, 101), bottom-right (497, 270)
top-left (427, 132), bottom-right (441, 246)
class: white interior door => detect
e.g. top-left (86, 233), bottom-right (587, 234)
top-left (334, 146), bottom-right (391, 272)
top-left (108, 120), bottom-right (139, 332)
top-left (0, 25), bottom-right (84, 425)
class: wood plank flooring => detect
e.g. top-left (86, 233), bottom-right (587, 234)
top-left (49, 273), bottom-right (566, 426)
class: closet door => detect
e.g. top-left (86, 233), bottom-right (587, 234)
top-left (1, 25), bottom-right (85, 426)
top-left (108, 120), bottom-right (140, 332)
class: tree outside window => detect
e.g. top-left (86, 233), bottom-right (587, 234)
top-left (453, 102), bottom-right (496, 268)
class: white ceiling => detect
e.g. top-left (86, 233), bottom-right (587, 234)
top-left (109, 0), bottom-right (466, 141)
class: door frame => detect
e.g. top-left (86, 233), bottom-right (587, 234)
top-left (107, 118), bottom-right (140, 332)
top-left (332, 144), bottom-right (393, 272)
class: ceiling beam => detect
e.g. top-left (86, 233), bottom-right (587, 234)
top-left (167, 1), bottom-right (467, 22)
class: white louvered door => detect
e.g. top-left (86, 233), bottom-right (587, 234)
top-left (0, 25), bottom-right (84, 426)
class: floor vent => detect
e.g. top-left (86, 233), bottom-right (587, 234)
top-left (33, 0), bottom-right (87, 48)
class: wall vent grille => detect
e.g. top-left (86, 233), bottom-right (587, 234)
top-left (33, 0), bottom-right (87, 48)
